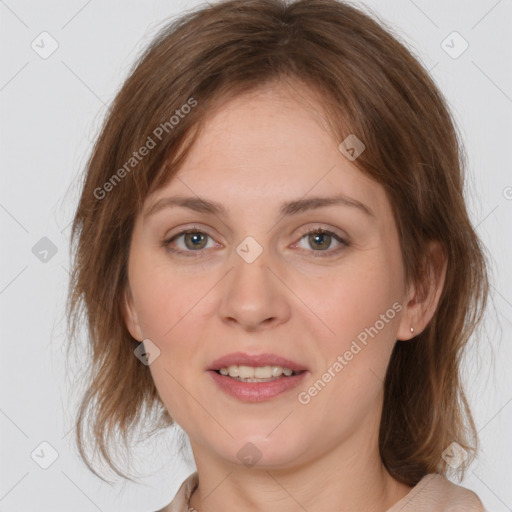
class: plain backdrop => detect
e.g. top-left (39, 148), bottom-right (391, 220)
top-left (0, 0), bottom-right (511, 510)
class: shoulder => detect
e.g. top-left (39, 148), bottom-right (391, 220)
top-left (387, 473), bottom-right (486, 512)
top-left (155, 471), bottom-right (199, 512)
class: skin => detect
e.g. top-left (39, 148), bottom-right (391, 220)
top-left (123, 79), bottom-right (446, 512)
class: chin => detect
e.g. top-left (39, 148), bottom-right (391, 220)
top-left (219, 432), bottom-right (307, 469)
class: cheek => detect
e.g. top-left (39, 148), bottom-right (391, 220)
top-left (293, 266), bottom-right (400, 431)
top-left (129, 252), bottom-right (204, 339)
top-left (130, 261), bottom-right (210, 423)
top-left (308, 252), bottom-right (402, 375)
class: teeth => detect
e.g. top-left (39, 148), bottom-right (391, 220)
top-left (238, 365), bottom-right (254, 379)
top-left (217, 365), bottom-right (298, 379)
top-left (271, 366), bottom-right (283, 377)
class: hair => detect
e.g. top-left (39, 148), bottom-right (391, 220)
top-left (66, 0), bottom-right (489, 486)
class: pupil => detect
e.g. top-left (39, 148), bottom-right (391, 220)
top-left (186, 232), bottom-right (206, 250)
top-left (310, 232), bottom-right (330, 250)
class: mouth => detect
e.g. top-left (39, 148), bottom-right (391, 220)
top-left (208, 351), bottom-right (308, 373)
top-left (207, 352), bottom-right (309, 402)
top-left (211, 365), bottom-right (305, 382)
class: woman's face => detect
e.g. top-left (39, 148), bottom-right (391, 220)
top-left (124, 81), bottom-right (416, 470)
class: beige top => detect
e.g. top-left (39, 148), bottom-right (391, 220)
top-left (156, 471), bottom-right (486, 511)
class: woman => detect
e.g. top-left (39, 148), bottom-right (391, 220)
top-left (67, 0), bottom-right (489, 510)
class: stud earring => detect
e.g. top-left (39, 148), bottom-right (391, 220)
top-left (410, 327), bottom-right (414, 334)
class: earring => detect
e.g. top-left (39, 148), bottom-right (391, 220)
top-left (410, 327), bottom-right (414, 334)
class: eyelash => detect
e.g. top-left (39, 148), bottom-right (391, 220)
top-left (162, 225), bottom-right (348, 258)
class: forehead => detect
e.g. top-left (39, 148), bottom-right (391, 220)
top-left (144, 82), bottom-right (389, 222)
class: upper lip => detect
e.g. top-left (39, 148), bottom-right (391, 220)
top-left (208, 352), bottom-right (308, 372)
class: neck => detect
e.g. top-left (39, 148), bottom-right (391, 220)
top-left (187, 413), bottom-right (412, 512)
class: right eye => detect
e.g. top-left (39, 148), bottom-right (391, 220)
top-left (163, 227), bottom-right (218, 256)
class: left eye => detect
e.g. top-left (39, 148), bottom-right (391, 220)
top-left (294, 228), bottom-right (346, 256)
top-left (163, 227), bottom-right (347, 257)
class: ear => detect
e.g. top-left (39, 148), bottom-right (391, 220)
top-left (396, 240), bottom-right (447, 340)
top-left (122, 285), bottom-right (144, 342)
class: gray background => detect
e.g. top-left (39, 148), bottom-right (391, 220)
top-left (0, 0), bottom-right (511, 510)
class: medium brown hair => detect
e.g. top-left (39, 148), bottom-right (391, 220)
top-left (67, 0), bottom-right (489, 485)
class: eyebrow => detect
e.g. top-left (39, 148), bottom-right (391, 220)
top-left (144, 193), bottom-right (375, 219)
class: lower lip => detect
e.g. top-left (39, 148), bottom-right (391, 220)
top-left (208, 370), bottom-right (308, 402)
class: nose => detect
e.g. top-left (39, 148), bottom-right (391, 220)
top-left (218, 247), bottom-right (291, 332)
